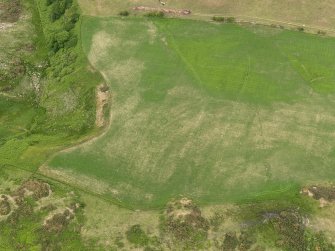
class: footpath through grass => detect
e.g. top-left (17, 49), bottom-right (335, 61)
top-left (48, 16), bottom-right (335, 209)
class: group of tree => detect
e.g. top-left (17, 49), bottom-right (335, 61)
top-left (46, 0), bottom-right (73, 21)
top-left (44, 0), bottom-right (79, 54)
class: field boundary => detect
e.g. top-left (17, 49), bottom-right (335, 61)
top-left (192, 12), bottom-right (335, 36)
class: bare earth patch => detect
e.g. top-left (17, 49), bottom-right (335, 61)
top-left (95, 84), bottom-right (110, 127)
top-left (133, 6), bottom-right (191, 15)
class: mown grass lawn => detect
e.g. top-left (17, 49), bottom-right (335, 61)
top-left (49, 16), bottom-right (335, 209)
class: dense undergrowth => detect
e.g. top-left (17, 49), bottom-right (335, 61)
top-left (0, 0), bottom-right (102, 170)
top-left (34, 0), bottom-right (103, 134)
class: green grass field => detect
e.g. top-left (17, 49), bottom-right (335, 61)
top-left (47, 16), bottom-right (335, 209)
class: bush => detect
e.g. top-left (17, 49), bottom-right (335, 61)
top-left (222, 232), bottom-right (239, 250)
top-left (49, 0), bottom-right (73, 21)
top-left (126, 225), bottom-right (150, 247)
top-left (226, 17), bottom-right (236, 23)
top-left (317, 30), bottom-right (326, 36)
top-left (49, 30), bottom-right (70, 52)
top-left (297, 27), bottom-right (305, 32)
top-left (212, 16), bottom-right (225, 22)
top-left (46, 0), bottom-right (56, 6)
top-left (145, 11), bottom-right (165, 18)
top-left (119, 10), bottom-right (129, 16)
top-left (63, 8), bottom-right (80, 31)
top-left (50, 1), bottom-right (64, 21)
top-left (212, 16), bottom-right (236, 23)
top-left (64, 34), bottom-right (77, 49)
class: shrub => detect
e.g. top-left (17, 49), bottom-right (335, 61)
top-left (49, 30), bottom-right (70, 52)
top-left (63, 8), bottom-right (80, 31)
top-left (226, 17), bottom-right (236, 23)
top-left (119, 10), bottom-right (130, 16)
top-left (212, 16), bottom-right (225, 22)
top-left (46, 0), bottom-right (56, 6)
top-left (297, 27), bottom-right (305, 32)
top-left (66, 35), bottom-right (78, 48)
top-left (126, 225), bottom-right (150, 247)
top-left (222, 232), bottom-right (239, 250)
top-left (49, 0), bottom-right (73, 21)
top-left (317, 30), bottom-right (326, 36)
top-left (145, 11), bottom-right (165, 18)
top-left (163, 199), bottom-right (209, 249)
top-left (50, 2), bottom-right (64, 21)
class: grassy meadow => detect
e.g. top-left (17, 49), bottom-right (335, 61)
top-left (47, 16), bottom-right (335, 209)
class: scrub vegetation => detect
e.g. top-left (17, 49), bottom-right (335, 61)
top-left (0, 0), bottom-right (101, 171)
top-left (0, 0), bottom-right (101, 247)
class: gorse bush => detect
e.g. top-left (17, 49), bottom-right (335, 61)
top-left (212, 16), bottom-right (236, 23)
top-left (126, 225), bottom-right (150, 247)
top-left (226, 17), bottom-right (236, 23)
top-left (119, 10), bottom-right (129, 16)
top-left (145, 11), bottom-right (165, 18)
top-left (49, 0), bottom-right (73, 21)
top-left (212, 16), bottom-right (225, 22)
top-left (317, 30), bottom-right (326, 36)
